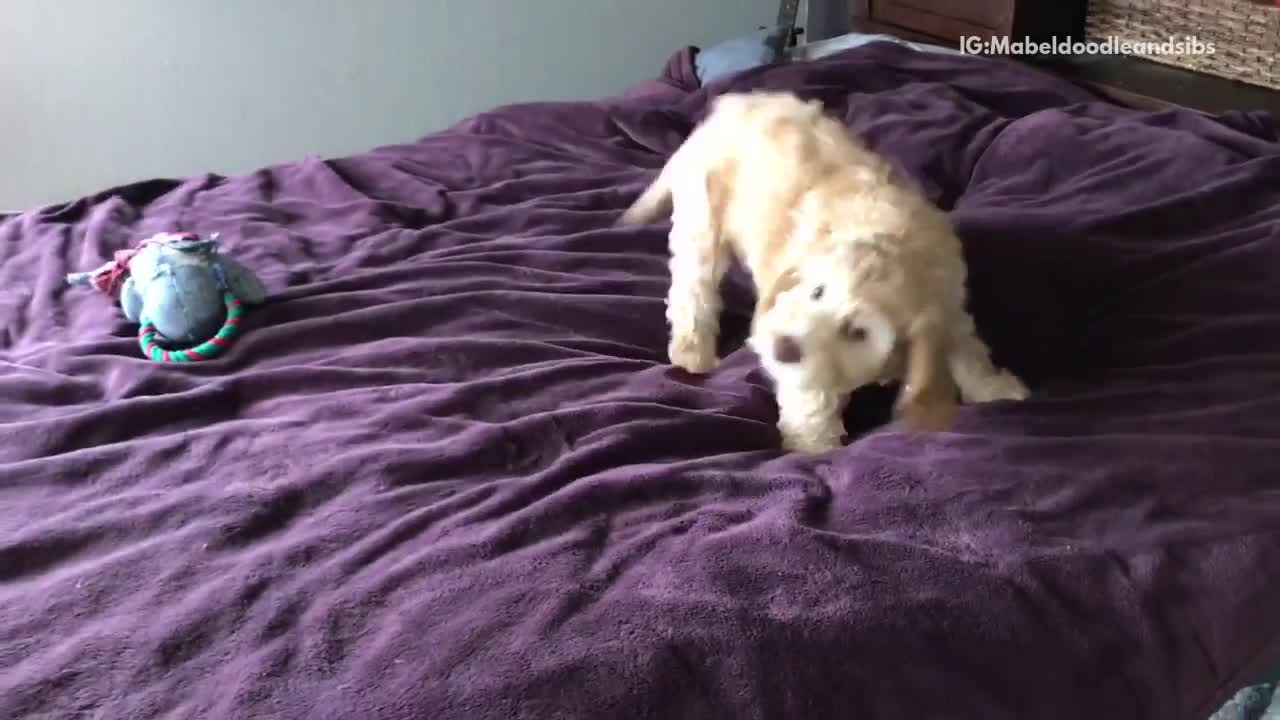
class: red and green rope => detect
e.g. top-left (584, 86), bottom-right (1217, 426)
top-left (137, 291), bottom-right (243, 362)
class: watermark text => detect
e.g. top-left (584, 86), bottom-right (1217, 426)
top-left (959, 35), bottom-right (1217, 57)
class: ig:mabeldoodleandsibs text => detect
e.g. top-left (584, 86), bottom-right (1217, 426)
top-left (959, 35), bottom-right (1217, 57)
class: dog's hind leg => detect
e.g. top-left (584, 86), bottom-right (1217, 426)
top-left (947, 312), bottom-right (1030, 404)
top-left (665, 173), bottom-right (729, 374)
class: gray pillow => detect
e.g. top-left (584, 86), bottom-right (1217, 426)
top-left (695, 26), bottom-right (789, 85)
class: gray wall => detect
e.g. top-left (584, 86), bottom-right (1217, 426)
top-left (1, 0), bottom-right (780, 209)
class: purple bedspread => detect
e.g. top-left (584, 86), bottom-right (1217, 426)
top-left (3, 42), bottom-right (1280, 720)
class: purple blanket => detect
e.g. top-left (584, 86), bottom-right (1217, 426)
top-left (3, 42), bottom-right (1280, 720)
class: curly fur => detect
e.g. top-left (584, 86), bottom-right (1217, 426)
top-left (620, 91), bottom-right (1028, 452)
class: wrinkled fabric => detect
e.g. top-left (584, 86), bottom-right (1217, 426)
top-left (2, 42), bottom-right (1280, 720)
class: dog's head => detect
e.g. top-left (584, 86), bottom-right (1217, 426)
top-left (749, 255), bottom-right (899, 390)
top-left (750, 246), bottom-right (959, 433)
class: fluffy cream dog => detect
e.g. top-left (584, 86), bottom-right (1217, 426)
top-left (620, 91), bottom-right (1028, 452)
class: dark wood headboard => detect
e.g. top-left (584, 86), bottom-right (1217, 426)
top-left (841, 0), bottom-right (1280, 115)
top-left (848, 0), bottom-right (1085, 47)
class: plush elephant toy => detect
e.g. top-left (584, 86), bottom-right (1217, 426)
top-left (66, 231), bottom-right (266, 362)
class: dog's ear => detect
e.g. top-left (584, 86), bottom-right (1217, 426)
top-left (750, 266), bottom-right (800, 338)
top-left (894, 321), bottom-right (958, 433)
top-left (755, 266), bottom-right (800, 317)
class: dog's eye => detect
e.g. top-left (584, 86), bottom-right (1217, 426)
top-left (840, 321), bottom-right (867, 342)
top-left (810, 285), bottom-right (825, 301)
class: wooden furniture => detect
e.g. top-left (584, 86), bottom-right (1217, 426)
top-left (850, 0), bottom-right (1086, 47)
top-left (1035, 54), bottom-right (1280, 115)
top-left (844, 0), bottom-right (1280, 116)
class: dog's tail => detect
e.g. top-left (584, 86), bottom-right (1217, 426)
top-left (618, 167), bottom-right (673, 226)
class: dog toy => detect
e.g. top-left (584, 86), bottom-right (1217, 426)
top-left (66, 231), bottom-right (266, 362)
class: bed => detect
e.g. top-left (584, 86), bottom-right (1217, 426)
top-left (3, 39), bottom-right (1280, 720)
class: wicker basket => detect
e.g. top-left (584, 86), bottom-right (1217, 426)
top-left (1085, 0), bottom-right (1280, 91)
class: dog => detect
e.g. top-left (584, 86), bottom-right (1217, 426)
top-left (619, 91), bottom-right (1028, 453)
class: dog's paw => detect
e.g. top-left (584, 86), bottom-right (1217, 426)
top-left (669, 336), bottom-right (718, 374)
top-left (970, 371), bottom-right (1030, 403)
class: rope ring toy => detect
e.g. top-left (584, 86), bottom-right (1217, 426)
top-left (137, 291), bottom-right (243, 362)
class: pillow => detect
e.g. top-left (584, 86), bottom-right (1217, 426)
top-left (695, 26), bottom-right (789, 85)
top-left (791, 32), bottom-right (966, 61)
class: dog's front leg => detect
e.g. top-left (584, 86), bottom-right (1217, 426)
top-left (776, 380), bottom-right (848, 454)
top-left (666, 219), bottom-right (729, 374)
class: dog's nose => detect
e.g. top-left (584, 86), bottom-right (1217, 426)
top-left (773, 336), bottom-right (803, 364)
